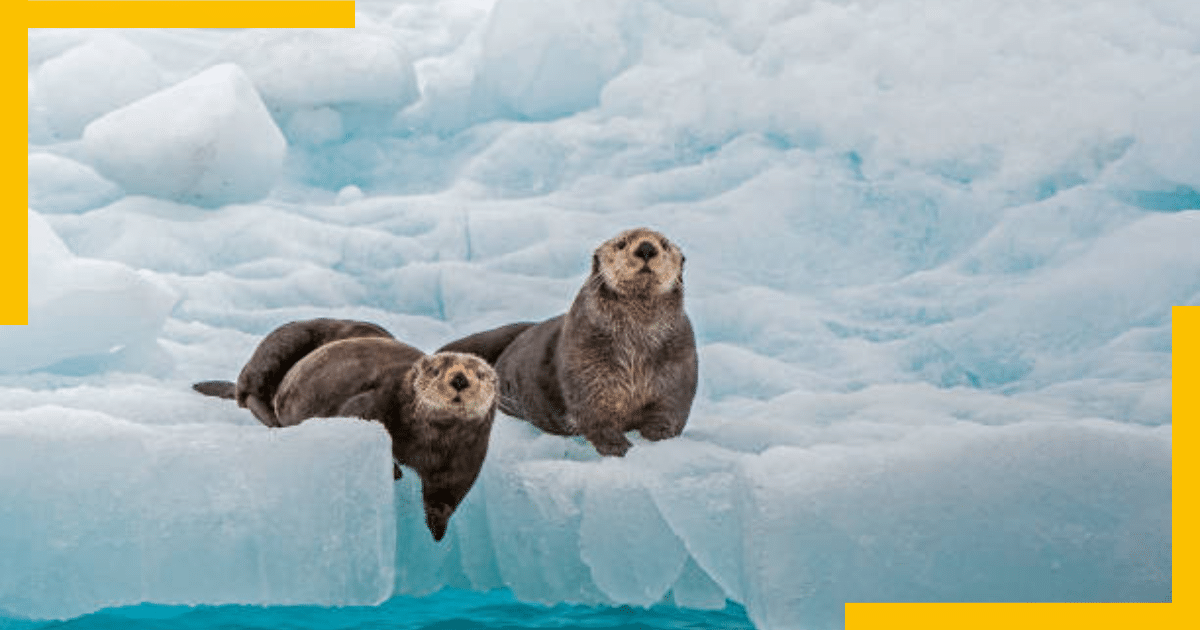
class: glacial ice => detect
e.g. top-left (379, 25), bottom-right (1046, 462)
top-left (216, 29), bottom-right (420, 142)
top-left (81, 63), bottom-right (286, 207)
top-left (0, 211), bottom-right (176, 375)
top-left (32, 34), bottom-right (163, 140)
top-left (0, 411), bottom-right (395, 620)
top-left (12, 1), bottom-right (1189, 627)
top-left (475, 0), bottom-right (638, 120)
top-left (379, 416), bottom-right (1171, 630)
top-left (27, 153), bottom-right (123, 215)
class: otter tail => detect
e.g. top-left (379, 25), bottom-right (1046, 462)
top-left (437, 322), bottom-right (536, 365)
top-left (193, 380), bottom-right (236, 399)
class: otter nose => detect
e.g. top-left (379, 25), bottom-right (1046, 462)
top-left (634, 241), bottom-right (658, 261)
top-left (449, 372), bottom-right (470, 392)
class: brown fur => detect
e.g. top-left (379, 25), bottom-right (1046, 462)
top-left (443, 228), bottom-right (698, 457)
top-left (438, 322), bottom-right (536, 365)
top-left (233, 318), bottom-right (393, 427)
top-left (192, 319), bottom-right (498, 541)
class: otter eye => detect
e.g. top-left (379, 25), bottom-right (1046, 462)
top-left (660, 239), bottom-right (669, 249)
top-left (428, 367), bottom-right (440, 377)
top-left (616, 240), bottom-right (627, 250)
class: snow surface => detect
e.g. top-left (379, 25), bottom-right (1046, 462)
top-left (12, 1), bottom-right (1191, 627)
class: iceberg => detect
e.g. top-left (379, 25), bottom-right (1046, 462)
top-left (14, 1), bottom-right (1186, 626)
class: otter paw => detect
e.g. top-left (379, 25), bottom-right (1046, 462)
top-left (589, 434), bottom-right (632, 457)
top-left (424, 502), bottom-right (453, 541)
top-left (638, 421), bottom-right (679, 441)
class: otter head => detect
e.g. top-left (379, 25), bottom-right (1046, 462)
top-left (591, 227), bottom-right (685, 298)
top-left (409, 352), bottom-right (498, 542)
top-left (410, 352), bottom-right (499, 422)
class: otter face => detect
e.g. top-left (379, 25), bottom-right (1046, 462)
top-left (592, 227), bottom-right (685, 297)
top-left (411, 352), bottom-right (498, 419)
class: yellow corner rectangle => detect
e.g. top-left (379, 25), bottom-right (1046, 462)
top-left (844, 600), bottom-right (1171, 628)
top-left (25, 1), bottom-right (356, 28)
top-left (1172, 305), bottom-right (1192, 605)
top-left (847, 602), bottom-right (1178, 629)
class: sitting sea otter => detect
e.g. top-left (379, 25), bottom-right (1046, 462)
top-left (439, 228), bottom-right (698, 457)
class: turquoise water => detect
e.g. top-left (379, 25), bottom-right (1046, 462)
top-left (1, 590), bottom-right (755, 630)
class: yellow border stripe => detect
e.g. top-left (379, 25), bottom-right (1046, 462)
top-left (26, 2), bottom-right (356, 28)
top-left (847, 603), bottom-right (1177, 628)
top-left (1173, 305), bottom-right (1193, 605)
top-left (3, 9), bottom-right (27, 324)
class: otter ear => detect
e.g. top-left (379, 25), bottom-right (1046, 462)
top-left (592, 254), bottom-right (600, 275)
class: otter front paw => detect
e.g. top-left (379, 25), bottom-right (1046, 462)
top-left (424, 502), bottom-right (454, 541)
top-left (638, 420), bottom-right (680, 441)
top-left (586, 431), bottom-right (633, 457)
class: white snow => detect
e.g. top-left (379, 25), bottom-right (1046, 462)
top-left (82, 63), bottom-right (286, 207)
top-left (13, 1), bottom-right (1190, 626)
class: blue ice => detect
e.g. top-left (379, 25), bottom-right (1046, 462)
top-left (10, 1), bottom-right (1189, 628)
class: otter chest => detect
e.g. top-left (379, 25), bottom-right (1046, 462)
top-left (601, 335), bottom-right (660, 410)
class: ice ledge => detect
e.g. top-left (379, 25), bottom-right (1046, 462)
top-left (401, 417), bottom-right (1171, 630)
top-left (0, 410), bottom-right (396, 620)
top-left (0, 411), bottom-right (1170, 629)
